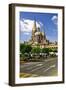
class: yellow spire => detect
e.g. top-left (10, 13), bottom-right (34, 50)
top-left (32, 20), bottom-right (37, 33)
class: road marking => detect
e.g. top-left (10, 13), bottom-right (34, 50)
top-left (30, 65), bottom-right (45, 72)
top-left (20, 62), bottom-right (41, 68)
top-left (26, 63), bottom-right (43, 70)
top-left (36, 64), bottom-right (43, 66)
top-left (50, 64), bottom-right (56, 68)
top-left (30, 64), bottom-right (56, 72)
top-left (43, 64), bottom-right (56, 73)
top-left (44, 58), bottom-right (57, 62)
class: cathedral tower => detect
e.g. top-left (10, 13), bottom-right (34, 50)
top-left (31, 19), bottom-right (48, 47)
top-left (32, 20), bottom-right (37, 42)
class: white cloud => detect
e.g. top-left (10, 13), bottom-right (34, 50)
top-left (51, 15), bottom-right (58, 25)
top-left (20, 19), bottom-right (42, 32)
top-left (20, 19), bottom-right (33, 32)
top-left (23, 32), bottom-right (30, 35)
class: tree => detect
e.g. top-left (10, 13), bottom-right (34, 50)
top-left (31, 47), bottom-right (41, 54)
top-left (20, 44), bottom-right (32, 54)
top-left (49, 48), bottom-right (53, 52)
top-left (42, 48), bottom-right (49, 54)
top-left (20, 44), bottom-right (26, 54)
top-left (25, 45), bottom-right (32, 53)
top-left (52, 48), bottom-right (57, 52)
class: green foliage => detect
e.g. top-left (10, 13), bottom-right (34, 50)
top-left (48, 48), bottom-right (53, 52)
top-left (41, 48), bottom-right (57, 54)
top-left (49, 48), bottom-right (57, 52)
top-left (20, 43), bottom-right (57, 56)
top-left (20, 44), bottom-right (32, 54)
top-left (31, 47), bottom-right (41, 54)
top-left (42, 48), bottom-right (49, 54)
top-left (52, 48), bottom-right (57, 52)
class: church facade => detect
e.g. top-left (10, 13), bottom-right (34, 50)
top-left (28, 20), bottom-right (57, 49)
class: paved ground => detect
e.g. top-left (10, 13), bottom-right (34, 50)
top-left (20, 57), bottom-right (58, 77)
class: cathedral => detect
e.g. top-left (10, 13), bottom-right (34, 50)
top-left (29, 20), bottom-right (49, 48)
top-left (25, 20), bottom-right (57, 49)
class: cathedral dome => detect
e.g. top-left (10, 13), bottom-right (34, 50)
top-left (35, 31), bottom-right (44, 36)
top-left (35, 32), bottom-right (41, 35)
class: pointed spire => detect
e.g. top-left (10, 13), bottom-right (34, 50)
top-left (32, 19), bottom-right (37, 33)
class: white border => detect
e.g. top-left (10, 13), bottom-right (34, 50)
top-left (15, 6), bottom-right (63, 84)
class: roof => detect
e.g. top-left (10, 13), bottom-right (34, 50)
top-left (35, 31), bottom-right (44, 36)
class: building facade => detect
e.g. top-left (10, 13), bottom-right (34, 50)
top-left (29, 20), bottom-right (57, 49)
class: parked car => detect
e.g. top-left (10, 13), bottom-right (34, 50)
top-left (49, 52), bottom-right (58, 56)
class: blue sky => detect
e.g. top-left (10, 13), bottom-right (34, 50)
top-left (19, 12), bottom-right (58, 43)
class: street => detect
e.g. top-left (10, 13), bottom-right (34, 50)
top-left (20, 57), bottom-right (58, 77)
